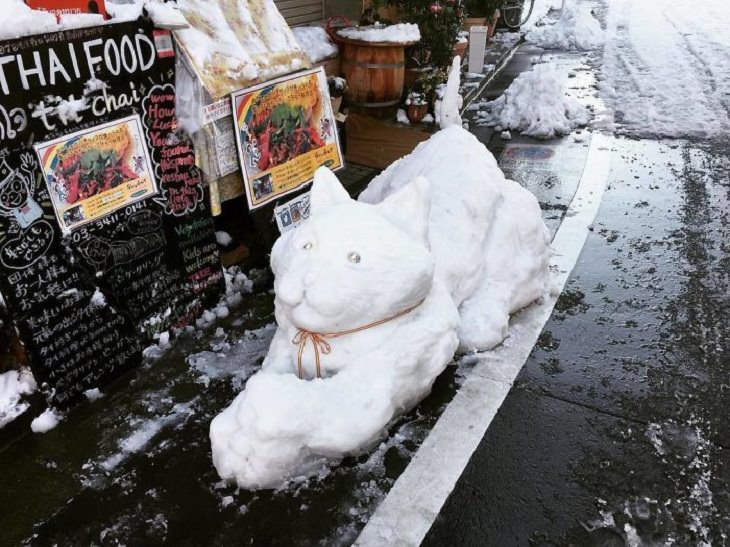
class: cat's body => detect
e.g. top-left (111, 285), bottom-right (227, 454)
top-left (209, 59), bottom-right (550, 489)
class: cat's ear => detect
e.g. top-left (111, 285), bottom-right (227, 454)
top-left (310, 167), bottom-right (350, 213)
top-left (377, 176), bottom-right (431, 247)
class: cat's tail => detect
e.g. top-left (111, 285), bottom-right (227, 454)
top-left (439, 55), bottom-right (463, 130)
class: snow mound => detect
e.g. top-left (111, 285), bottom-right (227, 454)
top-left (31, 408), bottom-right (61, 433)
top-left (474, 63), bottom-right (589, 138)
top-left (0, 0), bottom-right (187, 40)
top-left (292, 26), bottom-right (338, 63)
top-left (211, 125), bottom-right (549, 489)
top-left (526, 0), bottom-right (604, 50)
top-left (338, 23), bottom-right (420, 44)
top-left (0, 369), bottom-right (37, 428)
top-left (0, 0), bottom-right (58, 40)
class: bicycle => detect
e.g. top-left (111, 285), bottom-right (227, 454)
top-left (501, 0), bottom-right (536, 29)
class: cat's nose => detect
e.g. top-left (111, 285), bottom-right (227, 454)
top-left (275, 276), bottom-right (305, 307)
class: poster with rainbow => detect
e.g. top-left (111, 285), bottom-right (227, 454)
top-left (231, 67), bottom-right (343, 210)
top-left (34, 115), bottom-right (157, 232)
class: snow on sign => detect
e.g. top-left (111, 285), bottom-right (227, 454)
top-left (35, 115), bottom-right (157, 232)
top-left (0, 20), bottom-right (224, 407)
top-left (231, 67), bottom-right (343, 210)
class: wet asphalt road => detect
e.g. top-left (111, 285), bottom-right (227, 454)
top-left (423, 137), bottom-right (730, 545)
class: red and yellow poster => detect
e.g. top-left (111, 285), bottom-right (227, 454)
top-left (34, 115), bottom-right (157, 232)
top-left (231, 67), bottom-right (343, 210)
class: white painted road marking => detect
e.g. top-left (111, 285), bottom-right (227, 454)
top-left (355, 132), bottom-right (614, 547)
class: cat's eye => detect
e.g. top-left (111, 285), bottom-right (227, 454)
top-left (347, 251), bottom-right (361, 264)
top-left (302, 242), bottom-right (313, 250)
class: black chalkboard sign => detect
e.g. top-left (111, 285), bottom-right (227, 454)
top-left (0, 21), bottom-right (224, 407)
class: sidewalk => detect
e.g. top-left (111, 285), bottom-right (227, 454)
top-left (0, 34), bottom-right (544, 546)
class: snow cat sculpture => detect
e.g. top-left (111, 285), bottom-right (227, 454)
top-left (210, 57), bottom-right (550, 489)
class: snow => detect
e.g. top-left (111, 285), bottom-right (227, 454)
top-left (437, 57), bottom-right (463, 129)
top-left (600, 0), bottom-right (730, 137)
top-left (0, 1), bottom-right (58, 40)
top-left (174, 0), bottom-right (308, 99)
top-left (31, 408), bottom-right (61, 433)
top-left (84, 388), bottom-right (104, 401)
top-left (526, 0), bottom-right (604, 50)
top-left (292, 26), bottom-right (338, 63)
top-left (0, 0), bottom-right (184, 39)
top-left (338, 23), bottom-right (420, 44)
top-left (210, 63), bottom-right (549, 489)
top-left (0, 369), bottom-right (37, 428)
top-left (472, 63), bottom-right (589, 138)
top-left (143, 1), bottom-right (188, 28)
top-left (522, 0), bottom-right (563, 31)
top-left (59, 13), bottom-right (105, 30)
top-left (89, 288), bottom-right (107, 308)
top-left (396, 109), bottom-right (409, 124)
top-left (215, 231), bottom-right (233, 247)
top-left (143, 266), bottom-right (253, 360)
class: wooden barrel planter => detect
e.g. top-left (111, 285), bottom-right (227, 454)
top-left (338, 35), bottom-right (417, 118)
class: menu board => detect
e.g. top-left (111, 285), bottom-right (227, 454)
top-left (0, 21), bottom-right (224, 406)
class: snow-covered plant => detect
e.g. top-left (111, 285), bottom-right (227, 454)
top-left (406, 91), bottom-right (428, 106)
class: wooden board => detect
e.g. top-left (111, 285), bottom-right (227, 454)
top-left (345, 114), bottom-right (430, 170)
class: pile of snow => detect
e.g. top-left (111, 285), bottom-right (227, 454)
top-left (600, 0), bottom-right (730, 137)
top-left (0, 0), bottom-right (187, 40)
top-left (292, 26), bottom-right (338, 63)
top-left (338, 23), bottom-right (420, 44)
top-left (0, 369), bottom-right (37, 428)
top-left (522, 0), bottom-right (563, 31)
top-left (209, 62), bottom-right (548, 489)
top-left (31, 407), bottom-right (61, 433)
top-left (215, 231), bottom-right (233, 247)
top-left (0, 0), bottom-right (58, 40)
top-left (526, 0), bottom-right (604, 50)
top-left (472, 63), bottom-right (589, 138)
top-left (143, 266), bottom-right (253, 360)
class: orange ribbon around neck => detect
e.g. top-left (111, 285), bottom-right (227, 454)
top-left (292, 300), bottom-right (425, 379)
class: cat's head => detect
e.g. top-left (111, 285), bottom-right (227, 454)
top-left (271, 168), bottom-right (434, 333)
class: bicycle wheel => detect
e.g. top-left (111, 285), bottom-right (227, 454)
top-left (502, 0), bottom-right (535, 29)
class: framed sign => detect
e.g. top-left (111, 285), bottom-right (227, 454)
top-left (35, 115), bottom-right (157, 232)
top-left (231, 67), bottom-right (343, 210)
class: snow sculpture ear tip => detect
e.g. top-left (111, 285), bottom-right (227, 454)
top-left (310, 166), bottom-right (349, 212)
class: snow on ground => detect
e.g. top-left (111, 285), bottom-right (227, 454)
top-left (522, 0), bottom-right (563, 31)
top-left (292, 26), bottom-right (338, 63)
top-left (31, 408), bottom-right (61, 434)
top-left (338, 23), bottom-right (420, 44)
top-left (471, 63), bottom-right (589, 138)
top-left (525, 0), bottom-right (604, 50)
top-left (600, 0), bottom-right (730, 137)
top-left (143, 266), bottom-right (253, 361)
top-left (0, 369), bottom-right (37, 428)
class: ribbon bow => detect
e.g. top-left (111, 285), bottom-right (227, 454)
top-left (291, 300), bottom-right (424, 379)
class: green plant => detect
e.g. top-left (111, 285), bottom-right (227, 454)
top-left (372, 0), bottom-right (464, 69)
top-left (463, 0), bottom-right (500, 18)
top-left (407, 68), bottom-right (446, 105)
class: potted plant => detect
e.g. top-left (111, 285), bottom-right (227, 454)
top-left (405, 91), bottom-right (429, 123)
top-left (462, 0), bottom-right (500, 35)
top-left (405, 68), bottom-right (444, 123)
top-left (373, 0), bottom-right (464, 71)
